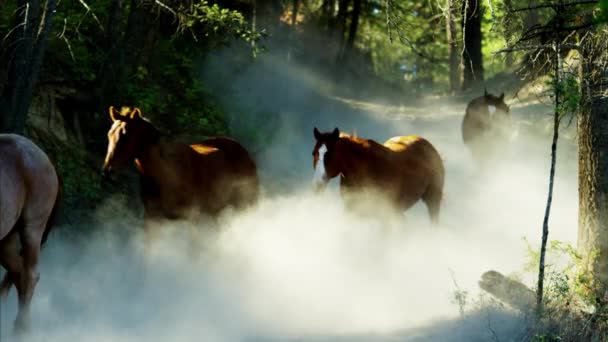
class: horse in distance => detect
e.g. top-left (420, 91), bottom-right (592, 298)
top-left (462, 90), bottom-right (513, 168)
top-left (101, 106), bottom-right (259, 243)
top-left (312, 127), bottom-right (444, 224)
top-left (0, 134), bottom-right (61, 334)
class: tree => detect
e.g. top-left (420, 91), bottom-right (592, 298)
top-left (461, 0), bottom-right (484, 89)
top-left (577, 27), bottom-right (608, 301)
top-left (334, 0), bottom-right (349, 60)
top-left (446, 0), bottom-right (459, 92)
top-left (346, 0), bottom-right (362, 52)
top-left (1, 0), bottom-right (58, 133)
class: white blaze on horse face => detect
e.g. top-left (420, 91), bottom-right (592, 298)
top-left (488, 105), bottom-right (497, 116)
top-left (313, 144), bottom-right (328, 187)
top-left (104, 121), bottom-right (121, 167)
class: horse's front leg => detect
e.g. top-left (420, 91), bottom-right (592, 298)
top-left (142, 209), bottom-right (163, 254)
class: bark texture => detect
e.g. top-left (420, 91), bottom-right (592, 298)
top-left (578, 31), bottom-right (608, 298)
top-left (461, 0), bottom-right (484, 89)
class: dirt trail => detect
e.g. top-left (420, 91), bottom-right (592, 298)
top-left (1, 57), bottom-right (580, 341)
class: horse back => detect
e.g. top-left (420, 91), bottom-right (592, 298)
top-left (198, 137), bottom-right (258, 181)
top-left (187, 136), bottom-right (259, 209)
top-left (383, 135), bottom-right (444, 182)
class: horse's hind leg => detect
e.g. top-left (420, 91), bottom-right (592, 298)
top-left (13, 218), bottom-right (45, 334)
top-left (0, 226), bottom-right (23, 299)
top-left (422, 185), bottom-right (442, 225)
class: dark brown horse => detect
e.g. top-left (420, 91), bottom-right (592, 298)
top-left (312, 128), bottom-right (444, 223)
top-left (101, 107), bottom-right (259, 243)
top-left (462, 90), bottom-right (512, 167)
top-left (0, 134), bottom-right (60, 334)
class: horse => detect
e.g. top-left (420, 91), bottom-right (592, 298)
top-left (101, 106), bottom-right (259, 246)
top-left (0, 134), bottom-right (60, 334)
top-left (462, 90), bottom-right (512, 168)
top-left (312, 127), bottom-right (444, 224)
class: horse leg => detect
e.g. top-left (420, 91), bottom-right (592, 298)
top-left (422, 186), bottom-right (442, 225)
top-left (0, 227), bottom-right (22, 299)
top-left (13, 219), bottom-right (45, 334)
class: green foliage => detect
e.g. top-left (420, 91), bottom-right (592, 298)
top-left (544, 73), bottom-right (580, 119)
top-left (54, 146), bottom-right (103, 210)
top-left (597, 0), bottom-right (608, 24)
top-left (187, 0), bottom-right (262, 47)
top-left (531, 333), bottom-right (562, 342)
top-left (524, 238), bottom-right (602, 308)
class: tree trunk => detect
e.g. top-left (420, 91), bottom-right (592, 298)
top-left (257, 0), bottom-right (282, 35)
top-left (335, 0), bottom-right (349, 60)
top-left (461, 0), bottom-right (484, 90)
top-left (122, 0), bottom-right (156, 74)
top-left (1, 0), bottom-right (57, 134)
top-left (345, 0), bottom-right (361, 52)
top-left (446, 0), bottom-right (459, 93)
top-left (99, 0), bottom-right (124, 110)
top-left (578, 32), bottom-right (608, 301)
top-left (287, 0), bottom-right (299, 62)
top-left (323, 0), bottom-right (337, 30)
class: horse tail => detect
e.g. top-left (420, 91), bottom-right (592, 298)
top-left (41, 171), bottom-right (63, 246)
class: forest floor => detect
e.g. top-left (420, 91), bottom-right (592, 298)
top-left (0, 59), bottom-right (581, 341)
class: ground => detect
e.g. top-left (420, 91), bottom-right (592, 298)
top-left (0, 58), bottom-right (580, 341)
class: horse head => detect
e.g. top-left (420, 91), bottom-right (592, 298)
top-left (312, 127), bottom-right (341, 192)
top-left (102, 106), bottom-right (154, 178)
top-left (483, 90), bottom-right (510, 119)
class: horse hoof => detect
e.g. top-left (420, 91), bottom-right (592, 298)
top-left (13, 318), bottom-right (30, 336)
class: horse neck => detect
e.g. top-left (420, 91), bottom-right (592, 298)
top-left (133, 123), bottom-right (169, 175)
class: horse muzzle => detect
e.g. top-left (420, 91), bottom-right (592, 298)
top-left (100, 166), bottom-right (112, 180)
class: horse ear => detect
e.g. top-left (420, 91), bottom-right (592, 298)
top-left (109, 106), bottom-right (120, 122)
top-left (331, 127), bottom-right (340, 140)
top-left (499, 93), bottom-right (505, 101)
top-left (314, 127), bottom-right (321, 140)
top-left (130, 107), bottom-right (142, 120)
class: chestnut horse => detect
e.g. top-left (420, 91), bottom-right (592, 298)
top-left (101, 107), bottom-right (259, 243)
top-left (462, 90), bottom-right (512, 167)
top-left (0, 134), bottom-right (60, 334)
top-left (312, 127), bottom-right (444, 223)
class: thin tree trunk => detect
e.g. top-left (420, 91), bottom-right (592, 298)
top-left (578, 31), bottom-right (608, 301)
top-left (537, 41), bottom-right (561, 316)
top-left (461, 0), bottom-right (484, 90)
top-left (446, 0), bottom-right (459, 93)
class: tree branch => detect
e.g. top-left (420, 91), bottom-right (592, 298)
top-left (511, 0), bottom-right (597, 13)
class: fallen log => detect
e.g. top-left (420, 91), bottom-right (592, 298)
top-left (479, 270), bottom-right (536, 311)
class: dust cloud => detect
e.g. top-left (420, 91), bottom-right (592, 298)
top-left (0, 51), bottom-right (579, 341)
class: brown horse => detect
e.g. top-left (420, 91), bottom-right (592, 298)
top-left (101, 107), bottom-right (259, 243)
top-left (312, 127), bottom-right (444, 223)
top-left (0, 134), bottom-right (60, 334)
top-left (462, 90), bottom-right (512, 167)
